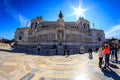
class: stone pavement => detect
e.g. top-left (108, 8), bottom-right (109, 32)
top-left (0, 48), bottom-right (120, 80)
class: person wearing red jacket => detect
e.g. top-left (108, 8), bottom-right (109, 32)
top-left (103, 44), bottom-right (110, 68)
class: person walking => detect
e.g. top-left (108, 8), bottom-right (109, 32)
top-left (103, 44), bottom-right (110, 68)
top-left (98, 47), bottom-right (104, 68)
top-left (88, 48), bottom-right (93, 59)
top-left (110, 46), bottom-right (114, 60)
top-left (64, 47), bottom-right (69, 56)
top-left (36, 45), bottom-right (41, 55)
top-left (64, 45), bottom-right (66, 56)
top-left (67, 47), bottom-right (70, 56)
top-left (114, 45), bottom-right (118, 63)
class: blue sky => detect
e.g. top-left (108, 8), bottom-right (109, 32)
top-left (0, 0), bottom-right (120, 39)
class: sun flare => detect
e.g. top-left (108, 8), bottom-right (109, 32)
top-left (71, 2), bottom-right (87, 19)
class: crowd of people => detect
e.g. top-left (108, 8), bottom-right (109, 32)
top-left (97, 44), bottom-right (119, 68)
top-left (88, 44), bottom-right (119, 68)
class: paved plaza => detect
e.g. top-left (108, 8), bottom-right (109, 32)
top-left (0, 46), bottom-right (120, 80)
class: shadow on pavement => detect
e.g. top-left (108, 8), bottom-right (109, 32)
top-left (0, 48), bottom-right (37, 55)
top-left (109, 63), bottom-right (119, 69)
top-left (0, 48), bottom-right (80, 56)
top-left (101, 67), bottom-right (120, 80)
top-left (117, 61), bottom-right (120, 64)
top-left (110, 60), bottom-right (120, 64)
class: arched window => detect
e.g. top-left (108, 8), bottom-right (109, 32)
top-left (35, 22), bottom-right (37, 29)
top-left (83, 23), bottom-right (86, 29)
top-left (98, 37), bottom-right (101, 41)
top-left (19, 36), bottom-right (22, 40)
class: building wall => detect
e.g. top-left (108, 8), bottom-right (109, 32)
top-left (14, 15), bottom-right (105, 53)
top-left (90, 29), bottom-right (105, 43)
top-left (15, 28), bottom-right (29, 42)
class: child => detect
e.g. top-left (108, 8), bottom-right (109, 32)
top-left (98, 47), bottom-right (104, 68)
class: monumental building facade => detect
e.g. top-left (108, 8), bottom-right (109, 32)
top-left (14, 11), bottom-right (105, 54)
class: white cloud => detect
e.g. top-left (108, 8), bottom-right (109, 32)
top-left (18, 14), bottom-right (29, 27)
top-left (105, 24), bottom-right (120, 38)
top-left (3, 0), bottom-right (30, 27)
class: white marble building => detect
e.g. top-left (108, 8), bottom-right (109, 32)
top-left (14, 11), bottom-right (105, 54)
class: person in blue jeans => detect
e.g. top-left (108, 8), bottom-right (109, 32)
top-left (114, 45), bottom-right (118, 63)
top-left (111, 46), bottom-right (114, 60)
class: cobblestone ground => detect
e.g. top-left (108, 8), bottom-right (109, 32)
top-left (0, 48), bottom-right (120, 80)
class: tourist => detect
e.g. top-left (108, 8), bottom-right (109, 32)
top-left (110, 46), bottom-right (114, 60)
top-left (103, 44), bottom-right (110, 68)
top-left (98, 47), bottom-right (104, 68)
top-left (67, 47), bottom-right (69, 56)
top-left (64, 47), bottom-right (67, 56)
top-left (95, 48), bottom-right (99, 53)
top-left (37, 46), bottom-right (41, 55)
top-left (114, 45), bottom-right (118, 63)
top-left (88, 48), bottom-right (93, 59)
top-left (64, 46), bottom-right (69, 56)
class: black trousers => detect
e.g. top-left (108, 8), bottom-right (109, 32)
top-left (104, 54), bottom-right (110, 67)
top-left (64, 50), bottom-right (69, 55)
top-left (99, 57), bottom-right (103, 67)
top-left (115, 53), bottom-right (118, 62)
top-left (111, 51), bottom-right (114, 60)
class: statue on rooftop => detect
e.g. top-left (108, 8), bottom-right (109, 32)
top-left (59, 10), bottom-right (63, 18)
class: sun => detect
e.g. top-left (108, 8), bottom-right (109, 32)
top-left (70, 2), bottom-right (87, 19)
